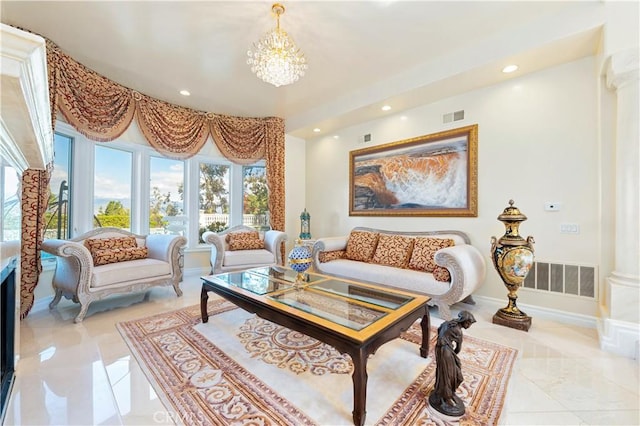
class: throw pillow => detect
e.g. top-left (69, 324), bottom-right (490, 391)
top-left (432, 265), bottom-right (451, 282)
top-left (228, 238), bottom-right (265, 251)
top-left (408, 237), bottom-right (455, 272)
top-left (318, 250), bottom-right (346, 263)
top-left (226, 231), bottom-right (260, 243)
top-left (85, 236), bottom-right (137, 252)
top-left (92, 246), bottom-right (148, 266)
top-left (345, 231), bottom-right (380, 262)
top-left (371, 234), bottom-right (415, 268)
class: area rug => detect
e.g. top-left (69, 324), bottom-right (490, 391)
top-left (117, 298), bottom-right (518, 425)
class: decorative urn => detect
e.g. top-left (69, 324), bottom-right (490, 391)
top-left (288, 239), bottom-right (312, 282)
top-left (490, 199), bottom-right (535, 331)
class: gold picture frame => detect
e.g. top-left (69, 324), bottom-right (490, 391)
top-left (349, 124), bottom-right (478, 217)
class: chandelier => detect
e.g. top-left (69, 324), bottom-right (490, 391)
top-left (247, 3), bottom-right (307, 87)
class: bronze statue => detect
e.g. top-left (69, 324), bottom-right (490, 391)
top-left (428, 310), bottom-right (476, 417)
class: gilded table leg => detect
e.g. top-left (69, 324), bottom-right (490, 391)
top-left (420, 306), bottom-right (430, 358)
top-left (351, 348), bottom-right (368, 426)
top-left (200, 285), bottom-right (209, 323)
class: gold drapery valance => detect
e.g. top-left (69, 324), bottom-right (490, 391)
top-left (45, 39), bottom-right (285, 235)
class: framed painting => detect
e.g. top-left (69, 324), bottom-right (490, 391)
top-left (349, 124), bottom-right (478, 217)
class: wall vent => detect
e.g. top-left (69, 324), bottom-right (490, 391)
top-left (523, 261), bottom-right (597, 299)
top-left (443, 110), bottom-right (465, 124)
top-left (359, 133), bottom-right (372, 144)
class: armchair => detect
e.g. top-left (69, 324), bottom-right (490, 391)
top-left (202, 225), bottom-right (287, 274)
top-left (41, 227), bottom-right (187, 323)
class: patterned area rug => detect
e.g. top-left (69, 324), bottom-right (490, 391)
top-left (117, 298), bottom-right (518, 425)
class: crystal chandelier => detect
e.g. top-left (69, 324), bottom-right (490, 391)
top-left (247, 3), bottom-right (307, 87)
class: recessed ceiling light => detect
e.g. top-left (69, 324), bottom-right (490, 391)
top-left (502, 65), bottom-right (518, 74)
top-left (313, 128), bottom-right (321, 133)
top-left (333, 135), bottom-right (339, 139)
top-left (400, 116), bottom-right (407, 121)
top-left (381, 105), bottom-right (391, 111)
top-left (179, 90), bottom-right (191, 96)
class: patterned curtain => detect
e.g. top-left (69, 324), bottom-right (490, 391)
top-left (45, 38), bottom-right (286, 232)
top-left (14, 35), bottom-right (288, 317)
top-left (19, 167), bottom-right (51, 319)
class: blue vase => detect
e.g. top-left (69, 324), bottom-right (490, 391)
top-left (288, 241), bottom-right (312, 282)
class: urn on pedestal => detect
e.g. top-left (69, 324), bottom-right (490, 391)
top-left (490, 200), bottom-right (535, 331)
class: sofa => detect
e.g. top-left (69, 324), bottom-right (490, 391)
top-left (41, 227), bottom-right (187, 323)
top-left (202, 225), bottom-right (288, 274)
top-left (311, 227), bottom-right (486, 320)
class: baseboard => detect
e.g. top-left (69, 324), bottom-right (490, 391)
top-left (31, 295), bottom-right (53, 314)
top-left (473, 295), bottom-right (598, 329)
top-left (597, 316), bottom-right (640, 359)
top-left (183, 267), bottom-right (211, 278)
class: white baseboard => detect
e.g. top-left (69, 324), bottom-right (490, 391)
top-left (31, 295), bottom-right (53, 314)
top-left (473, 295), bottom-right (598, 329)
top-left (598, 316), bottom-right (640, 359)
top-left (183, 267), bottom-right (211, 277)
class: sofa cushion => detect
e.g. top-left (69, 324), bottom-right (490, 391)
top-left (433, 266), bottom-right (451, 282)
top-left (371, 234), bottom-right (414, 268)
top-left (226, 231), bottom-right (260, 243)
top-left (226, 231), bottom-right (265, 251)
top-left (319, 250), bottom-right (346, 263)
top-left (345, 231), bottom-right (379, 262)
top-left (408, 237), bottom-right (454, 273)
top-left (91, 246), bottom-right (148, 266)
top-left (318, 259), bottom-right (450, 296)
top-left (223, 249), bottom-right (275, 267)
top-left (85, 236), bottom-right (137, 251)
top-left (228, 238), bottom-right (265, 251)
top-left (92, 258), bottom-right (170, 288)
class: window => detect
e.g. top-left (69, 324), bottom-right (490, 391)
top-left (243, 165), bottom-right (269, 230)
top-left (198, 162), bottom-right (230, 240)
top-left (48, 122), bottom-right (267, 248)
top-left (0, 164), bottom-right (20, 241)
top-left (94, 145), bottom-right (132, 230)
top-left (149, 156), bottom-right (184, 235)
top-left (44, 133), bottom-right (73, 240)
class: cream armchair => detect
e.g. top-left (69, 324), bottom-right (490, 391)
top-left (41, 227), bottom-right (187, 323)
top-left (202, 225), bottom-right (287, 274)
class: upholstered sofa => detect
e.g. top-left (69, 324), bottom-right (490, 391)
top-left (202, 225), bottom-right (288, 274)
top-left (311, 227), bottom-right (486, 320)
top-left (41, 227), bottom-right (187, 323)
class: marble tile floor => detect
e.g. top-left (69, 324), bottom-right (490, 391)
top-left (3, 274), bottom-right (639, 426)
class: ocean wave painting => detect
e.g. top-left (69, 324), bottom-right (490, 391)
top-left (349, 125), bottom-right (478, 217)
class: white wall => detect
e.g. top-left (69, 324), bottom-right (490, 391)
top-left (304, 56), bottom-right (612, 318)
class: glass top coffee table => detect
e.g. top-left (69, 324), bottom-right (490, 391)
top-left (200, 266), bottom-right (431, 426)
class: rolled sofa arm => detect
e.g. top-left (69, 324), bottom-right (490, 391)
top-left (202, 231), bottom-right (226, 273)
top-left (264, 230), bottom-right (288, 265)
top-left (41, 239), bottom-right (94, 296)
top-left (146, 234), bottom-right (187, 262)
top-left (434, 244), bottom-right (486, 306)
top-left (311, 236), bottom-right (348, 271)
top-left (147, 234), bottom-right (187, 279)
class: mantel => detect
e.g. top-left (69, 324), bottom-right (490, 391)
top-left (0, 23), bottom-right (53, 172)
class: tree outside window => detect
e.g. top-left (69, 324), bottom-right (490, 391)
top-left (198, 163), bottom-right (230, 240)
top-left (243, 165), bottom-right (269, 230)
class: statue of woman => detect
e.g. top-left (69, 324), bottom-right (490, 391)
top-left (429, 310), bottom-right (476, 417)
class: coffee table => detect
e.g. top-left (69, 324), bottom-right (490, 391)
top-left (200, 266), bottom-right (431, 426)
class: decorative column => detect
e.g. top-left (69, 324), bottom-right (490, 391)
top-left (602, 48), bottom-right (640, 357)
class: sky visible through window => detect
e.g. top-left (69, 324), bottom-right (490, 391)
top-left (94, 146), bottom-right (132, 214)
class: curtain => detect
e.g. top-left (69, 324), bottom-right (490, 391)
top-left (17, 36), bottom-right (287, 318)
top-left (19, 167), bottom-right (51, 319)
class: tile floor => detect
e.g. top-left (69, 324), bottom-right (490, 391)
top-left (3, 273), bottom-right (639, 425)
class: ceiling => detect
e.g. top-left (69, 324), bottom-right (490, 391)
top-left (0, 1), bottom-right (603, 140)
